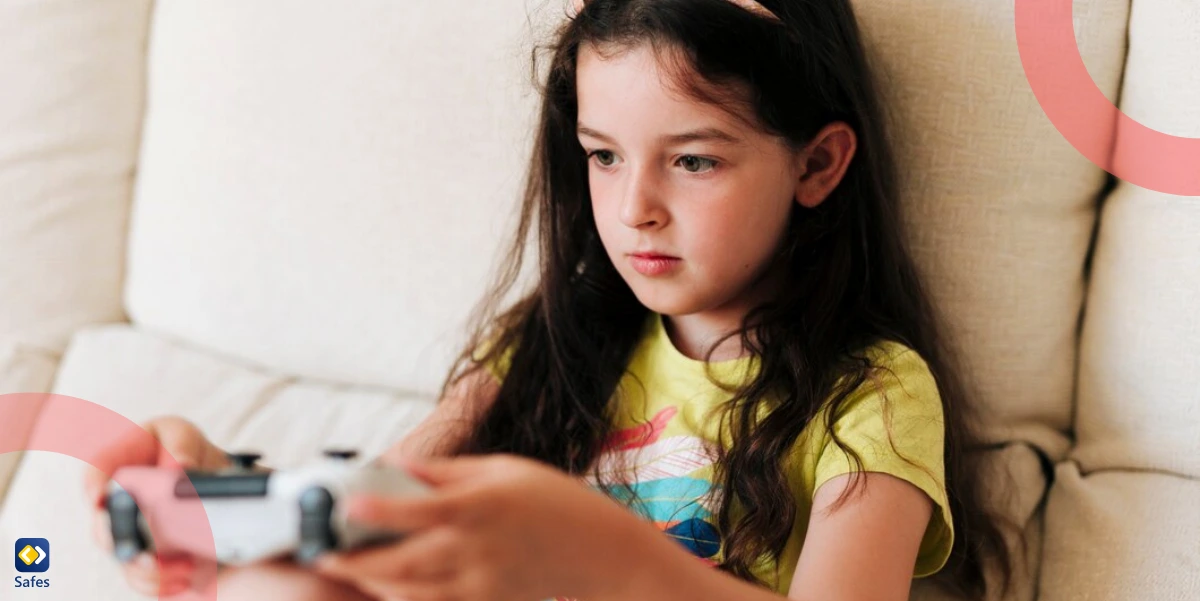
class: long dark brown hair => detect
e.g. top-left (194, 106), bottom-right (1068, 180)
top-left (439, 0), bottom-right (1014, 597)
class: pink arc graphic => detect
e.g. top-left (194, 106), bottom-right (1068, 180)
top-left (0, 393), bottom-right (217, 601)
top-left (1016, 0), bottom-right (1200, 196)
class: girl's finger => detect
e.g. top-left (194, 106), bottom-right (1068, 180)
top-left (316, 527), bottom-right (459, 582)
top-left (126, 571), bottom-right (189, 598)
top-left (156, 554), bottom-right (197, 583)
top-left (84, 442), bottom-right (152, 509)
top-left (123, 552), bottom-right (159, 579)
top-left (91, 508), bottom-right (114, 552)
top-left (345, 493), bottom-right (459, 532)
top-left (355, 575), bottom-right (461, 601)
top-left (83, 467), bottom-right (112, 510)
top-left (83, 417), bottom-right (216, 509)
top-left (123, 553), bottom-right (195, 597)
top-left (123, 553), bottom-right (161, 596)
top-left (398, 455), bottom-right (493, 488)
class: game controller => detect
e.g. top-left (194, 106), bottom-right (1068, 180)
top-left (105, 449), bottom-right (430, 566)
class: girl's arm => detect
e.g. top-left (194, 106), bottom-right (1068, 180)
top-left (313, 448), bottom-right (932, 601)
top-left (600, 471), bottom-right (933, 601)
top-left (785, 472), bottom-right (933, 600)
top-left (377, 367), bottom-right (500, 462)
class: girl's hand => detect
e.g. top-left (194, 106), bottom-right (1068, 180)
top-left (82, 416), bottom-right (229, 597)
top-left (314, 454), bottom-right (640, 601)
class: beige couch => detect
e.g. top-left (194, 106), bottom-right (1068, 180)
top-left (1, 1), bottom-right (1196, 599)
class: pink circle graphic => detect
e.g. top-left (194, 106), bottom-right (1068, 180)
top-left (1016, 0), bottom-right (1200, 196)
top-left (0, 393), bottom-right (217, 601)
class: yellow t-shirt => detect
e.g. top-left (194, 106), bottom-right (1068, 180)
top-left (479, 312), bottom-right (954, 594)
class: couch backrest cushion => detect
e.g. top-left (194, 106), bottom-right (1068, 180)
top-left (1075, 0), bottom-right (1200, 478)
top-left (126, 0), bottom-right (1128, 459)
top-left (0, 0), bottom-right (151, 392)
top-left (125, 0), bottom-right (546, 393)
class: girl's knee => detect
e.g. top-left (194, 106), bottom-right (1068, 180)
top-left (215, 560), bottom-right (373, 601)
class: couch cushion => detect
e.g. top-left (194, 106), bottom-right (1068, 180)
top-left (1039, 463), bottom-right (1200, 600)
top-left (911, 443), bottom-right (1048, 601)
top-left (0, 0), bottom-right (149, 355)
top-left (124, 0), bottom-right (546, 394)
top-left (1074, 191), bottom-right (1200, 477)
top-left (1073, 0), bottom-right (1200, 479)
top-left (0, 323), bottom-right (434, 601)
top-left (0, 0), bottom-right (153, 502)
top-left (55, 323), bottom-right (433, 465)
top-left (1110, 0), bottom-right (1200, 180)
top-left (850, 0), bottom-right (1130, 458)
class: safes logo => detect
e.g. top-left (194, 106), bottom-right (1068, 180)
top-left (14, 539), bottom-right (48, 573)
top-left (13, 538), bottom-right (50, 589)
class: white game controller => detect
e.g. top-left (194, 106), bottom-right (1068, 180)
top-left (105, 450), bottom-right (430, 566)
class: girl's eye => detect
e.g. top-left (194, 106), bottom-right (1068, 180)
top-left (588, 150), bottom-right (616, 167)
top-left (678, 155), bottom-right (717, 173)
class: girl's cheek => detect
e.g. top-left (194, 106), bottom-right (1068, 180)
top-left (587, 174), bottom-right (611, 207)
top-left (590, 192), bottom-right (612, 225)
top-left (689, 205), bottom-right (738, 244)
top-left (693, 208), bottom-right (763, 269)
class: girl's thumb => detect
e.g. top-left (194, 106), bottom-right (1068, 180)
top-left (397, 456), bottom-right (471, 487)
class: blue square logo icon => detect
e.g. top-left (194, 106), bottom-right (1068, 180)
top-left (15, 538), bottom-right (49, 572)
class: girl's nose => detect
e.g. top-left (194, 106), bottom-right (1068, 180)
top-left (618, 166), bottom-right (668, 229)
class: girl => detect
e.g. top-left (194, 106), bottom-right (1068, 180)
top-left (87, 0), bottom-right (1014, 600)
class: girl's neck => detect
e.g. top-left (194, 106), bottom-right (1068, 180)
top-left (662, 255), bottom-right (788, 362)
top-left (662, 311), bottom-right (750, 362)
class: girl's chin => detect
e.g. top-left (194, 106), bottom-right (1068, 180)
top-left (626, 279), bottom-right (754, 320)
top-left (628, 285), bottom-right (704, 316)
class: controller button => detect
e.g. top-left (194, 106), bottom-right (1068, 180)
top-left (298, 486), bottom-right (338, 564)
top-left (299, 486), bottom-right (335, 512)
top-left (225, 452), bottom-right (263, 469)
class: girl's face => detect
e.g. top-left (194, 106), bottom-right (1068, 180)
top-left (576, 43), bottom-right (804, 319)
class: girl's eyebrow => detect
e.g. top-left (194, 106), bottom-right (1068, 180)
top-left (577, 123), bottom-right (742, 145)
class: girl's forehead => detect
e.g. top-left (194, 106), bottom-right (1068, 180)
top-left (576, 43), bottom-right (758, 136)
top-left (576, 42), bottom-right (676, 91)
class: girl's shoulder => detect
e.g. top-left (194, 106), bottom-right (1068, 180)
top-left (854, 339), bottom-right (935, 386)
top-left (858, 338), bottom-right (923, 366)
top-left (829, 339), bottom-right (941, 420)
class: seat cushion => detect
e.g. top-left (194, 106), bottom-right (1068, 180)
top-left (1039, 463), bottom-right (1200, 600)
top-left (0, 323), bottom-right (434, 601)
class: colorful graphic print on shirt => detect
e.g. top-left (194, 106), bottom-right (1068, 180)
top-left (591, 405), bottom-right (723, 561)
top-left (554, 405), bottom-right (723, 601)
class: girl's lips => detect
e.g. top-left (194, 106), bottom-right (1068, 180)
top-left (629, 254), bottom-right (682, 276)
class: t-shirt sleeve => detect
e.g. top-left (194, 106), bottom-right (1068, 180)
top-left (469, 331), bottom-right (516, 384)
top-left (812, 344), bottom-right (955, 578)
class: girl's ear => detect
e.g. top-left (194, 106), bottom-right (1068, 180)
top-left (793, 122), bottom-right (858, 209)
